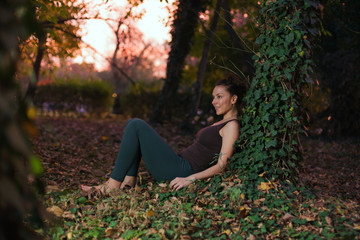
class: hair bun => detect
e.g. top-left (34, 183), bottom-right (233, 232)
top-left (215, 74), bottom-right (248, 108)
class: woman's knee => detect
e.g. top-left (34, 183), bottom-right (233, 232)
top-left (126, 118), bottom-right (146, 129)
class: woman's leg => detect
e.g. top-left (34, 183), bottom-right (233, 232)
top-left (110, 118), bottom-right (193, 182)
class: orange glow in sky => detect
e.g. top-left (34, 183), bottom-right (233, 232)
top-left (73, 0), bottom-right (175, 71)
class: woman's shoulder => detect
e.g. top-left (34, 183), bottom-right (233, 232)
top-left (213, 118), bottom-right (239, 126)
top-left (216, 119), bottom-right (239, 131)
top-left (222, 119), bottom-right (240, 129)
top-left (218, 119), bottom-right (239, 138)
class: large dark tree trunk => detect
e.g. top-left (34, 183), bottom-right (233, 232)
top-left (222, 0), bottom-right (254, 77)
top-left (151, 0), bottom-right (210, 123)
top-left (181, 0), bottom-right (223, 131)
top-left (1, 0), bottom-right (45, 239)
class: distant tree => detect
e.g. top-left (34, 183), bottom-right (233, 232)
top-left (20, 0), bottom-right (88, 100)
top-left (105, 3), bottom-right (168, 113)
top-left (152, 0), bottom-right (210, 123)
top-left (108, 6), bottom-right (140, 89)
top-left (0, 0), bottom-right (45, 239)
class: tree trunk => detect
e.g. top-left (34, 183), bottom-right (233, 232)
top-left (182, 0), bottom-right (223, 131)
top-left (111, 19), bottom-right (135, 114)
top-left (232, 0), bottom-right (320, 183)
top-left (222, 0), bottom-right (254, 77)
top-left (24, 36), bottom-right (45, 100)
top-left (1, 0), bottom-right (45, 238)
top-left (111, 19), bottom-right (135, 88)
top-left (151, 0), bottom-right (210, 123)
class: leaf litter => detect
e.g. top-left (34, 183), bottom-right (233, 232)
top-left (31, 116), bottom-right (360, 239)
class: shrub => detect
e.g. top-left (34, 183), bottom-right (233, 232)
top-left (117, 81), bottom-right (215, 120)
top-left (118, 84), bottom-right (160, 118)
top-left (34, 78), bottom-right (113, 115)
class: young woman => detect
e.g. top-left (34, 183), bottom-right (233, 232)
top-left (82, 76), bottom-right (246, 192)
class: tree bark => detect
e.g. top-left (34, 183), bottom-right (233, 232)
top-left (111, 19), bottom-right (135, 88)
top-left (182, 0), bottom-right (223, 131)
top-left (1, 0), bottom-right (45, 238)
top-left (151, 0), bottom-right (210, 123)
top-left (222, 0), bottom-right (254, 76)
top-left (111, 19), bottom-right (135, 114)
top-left (24, 36), bottom-right (45, 100)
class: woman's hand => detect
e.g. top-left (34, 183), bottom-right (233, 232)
top-left (170, 176), bottom-right (196, 191)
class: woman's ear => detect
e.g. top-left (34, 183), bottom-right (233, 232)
top-left (231, 95), bottom-right (238, 104)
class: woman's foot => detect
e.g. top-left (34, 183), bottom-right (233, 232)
top-left (81, 178), bottom-right (121, 194)
top-left (120, 176), bottom-right (137, 189)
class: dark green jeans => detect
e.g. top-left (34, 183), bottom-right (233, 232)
top-left (110, 118), bottom-right (194, 182)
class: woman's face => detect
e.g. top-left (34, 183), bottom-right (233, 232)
top-left (212, 85), bottom-right (237, 116)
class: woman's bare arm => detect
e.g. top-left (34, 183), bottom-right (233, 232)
top-left (170, 121), bottom-right (239, 190)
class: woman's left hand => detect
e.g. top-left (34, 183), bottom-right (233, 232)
top-left (170, 176), bottom-right (195, 191)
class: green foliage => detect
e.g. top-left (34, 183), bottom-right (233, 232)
top-left (118, 81), bottom-right (162, 118)
top-left (231, 0), bottom-right (320, 183)
top-left (26, 0), bottom-right (85, 57)
top-left (118, 80), bottom-right (215, 119)
top-left (42, 180), bottom-right (360, 239)
top-left (34, 78), bottom-right (113, 114)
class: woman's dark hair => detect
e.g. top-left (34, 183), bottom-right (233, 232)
top-left (215, 74), bottom-right (248, 109)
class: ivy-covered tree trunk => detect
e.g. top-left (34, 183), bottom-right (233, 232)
top-left (231, 0), bottom-right (320, 183)
top-left (151, 0), bottom-right (209, 123)
top-left (0, 0), bottom-right (44, 239)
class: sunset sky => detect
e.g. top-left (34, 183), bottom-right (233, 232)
top-left (74, 0), bottom-right (175, 71)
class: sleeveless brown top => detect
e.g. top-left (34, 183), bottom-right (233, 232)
top-left (180, 119), bottom-right (238, 173)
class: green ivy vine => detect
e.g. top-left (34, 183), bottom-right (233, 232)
top-left (231, 0), bottom-right (320, 184)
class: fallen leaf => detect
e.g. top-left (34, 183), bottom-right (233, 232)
top-left (92, 169), bottom-right (105, 177)
top-left (62, 211), bottom-right (76, 220)
top-left (180, 235), bottom-right (192, 240)
top-left (238, 206), bottom-right (249, 219)
top-left (146, 209), bottom-right (154, 218)
top-left (247, 234), bottom-right (257, 240)
top-left (253, 198), bottom-right (266, 206)
top-left (325, 216), bottom-right (332, 225)
top-left (220, 229), bottom-right (231, 236)
top-left (240, 193), bottom-right (245, 200)
top-left (105, 227), bottom-right (117, 237)
top-left (282, 213), bottom-right (294, 222)
top-left (47, 205), bottom-right (64, 217)
top-left (300, 215), bottom-right (315, 222)
top-left (45, 185), bottom-right (60, 193)
top-left (258, 182), bottom-right (271, 192)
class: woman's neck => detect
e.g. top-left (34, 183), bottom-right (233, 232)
top-left (223, 111), bottom-right (238, 120)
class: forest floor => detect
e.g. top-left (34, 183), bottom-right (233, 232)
top-left (32, 115), bottom-right (360, 239)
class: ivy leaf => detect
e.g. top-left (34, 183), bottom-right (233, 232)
top-left (265, 139), bottom-right (277, 148)
top-left (285, 32), bottom-right (294, 44)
